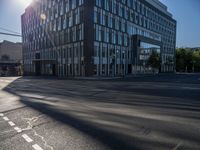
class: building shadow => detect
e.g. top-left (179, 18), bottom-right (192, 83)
top-left (2, 76), bottom-right (200, 150)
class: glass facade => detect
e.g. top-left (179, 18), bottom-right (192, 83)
top-left (93, 0), bottom-right (176, 75)
top-left (22, 0), bottom-right (176, 76)
top-left (136, 42), bottom-right (161, 73)
top-left (22, 0), bottom-right (85, 76)
top-left (139, 42), bottom-right (160, 61)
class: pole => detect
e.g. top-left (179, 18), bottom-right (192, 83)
top-left (0, 32), bottom-right (21, 37)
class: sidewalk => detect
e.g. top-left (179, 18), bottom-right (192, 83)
top-left (72, 76), bottom-right (123, 80)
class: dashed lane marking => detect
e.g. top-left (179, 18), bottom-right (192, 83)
top-left (8, 121), bottom-right (15, 126)
top-left (22, 134), bottom-right (33, 143)
top-left (172, 142), bottom-right (182, 150)
top-left (3, 117), bottom-right (9, 121)
top-left (0, 113), bottom-right (45, 150)
top-left (14, 127), bottom-right (22, 133)
top-left (32, 144), bottom-right (44, 150)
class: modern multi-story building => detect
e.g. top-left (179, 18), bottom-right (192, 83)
top-left (21, 0), bottom-right (176, 77)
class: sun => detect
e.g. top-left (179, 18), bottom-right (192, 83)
top-left (19, 0), bottom-right (32, 7)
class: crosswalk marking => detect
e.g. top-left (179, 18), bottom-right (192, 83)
top-left (8, 121), bottom-right (15, 126)
top-left (3, 117), bottom-right (9, 121)
top-left (32, 144), bottom-right (44, 150)
top-left (22, 134), bottom-right (33, 143)
top-left (14, 127), bottom-right (22, 133)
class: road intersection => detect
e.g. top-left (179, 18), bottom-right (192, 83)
top-left (0, 74), bottom-right (200, 150)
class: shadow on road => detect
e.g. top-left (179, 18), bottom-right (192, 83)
top-left (2, 75), bottom-right (200, 150)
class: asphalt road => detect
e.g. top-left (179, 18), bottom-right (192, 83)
top-left (0, 74), bottom-right (200, 150)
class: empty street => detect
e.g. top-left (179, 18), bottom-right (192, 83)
top-left (0, 74), bottom-right (200, 150)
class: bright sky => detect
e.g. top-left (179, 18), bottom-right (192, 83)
top-left (159, 0), bottom-right (200, 48)
top-left (0, 0), bottom-right (200, 47)
top-left (0, 0), bottom-right (32, 43)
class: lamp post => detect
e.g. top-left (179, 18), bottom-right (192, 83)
top-left (192, 60), bottom-right (196, 73)
top-left (110, 49), bottom-right (117, 77)
top-left (122, 50), bottom-right (125, 76)
top-left (116, 50), bottom-right (119, 76)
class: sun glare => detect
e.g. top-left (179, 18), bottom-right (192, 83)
top-left (19, 0), bottom-right (32, 7)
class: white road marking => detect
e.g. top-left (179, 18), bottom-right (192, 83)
top-left (8, 121), bottom-right (15, 126)
top-left (181, 86), bottom-right (200, 90)
top-left (0, 113), bottom-right (4, 117)
top-left (22, 134), bottom-right (33, 143)
top-left (32, 144), bottom-right (44, 150)
top-left (3, 117), bottom-right (9, 121)
top-left (14, 127), bottom-right (22, 133)
top-left (23, 115), bottom-right (53, 150)
top-left (172, 142), bottom-right (182, 150)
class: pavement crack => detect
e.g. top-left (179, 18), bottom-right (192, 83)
top-left (22, 115), bottom-right (43, 131)
top-left (33, 129), bottom-right (54, 150)
top-left (0, 129), bottom-right (16, 135)
top-left (22, 115), bottom-right (54, 150)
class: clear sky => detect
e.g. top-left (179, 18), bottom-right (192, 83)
top-left (0, 0), bottom-right (200, 47)
top-left (159, 0), bottom-right (200, 47)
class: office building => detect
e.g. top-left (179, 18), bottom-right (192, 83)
top-left (21, 0), bottom-right (176, 76)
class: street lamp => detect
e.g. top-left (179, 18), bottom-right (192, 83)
top-left (192, 60), bottom-right (196, 73)
top-left (116, 50), bottom-right (119, 76)
top-left (122, 50), bottom-right (125, 76)
top-left (110, 49), bottom-right (116, 77)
